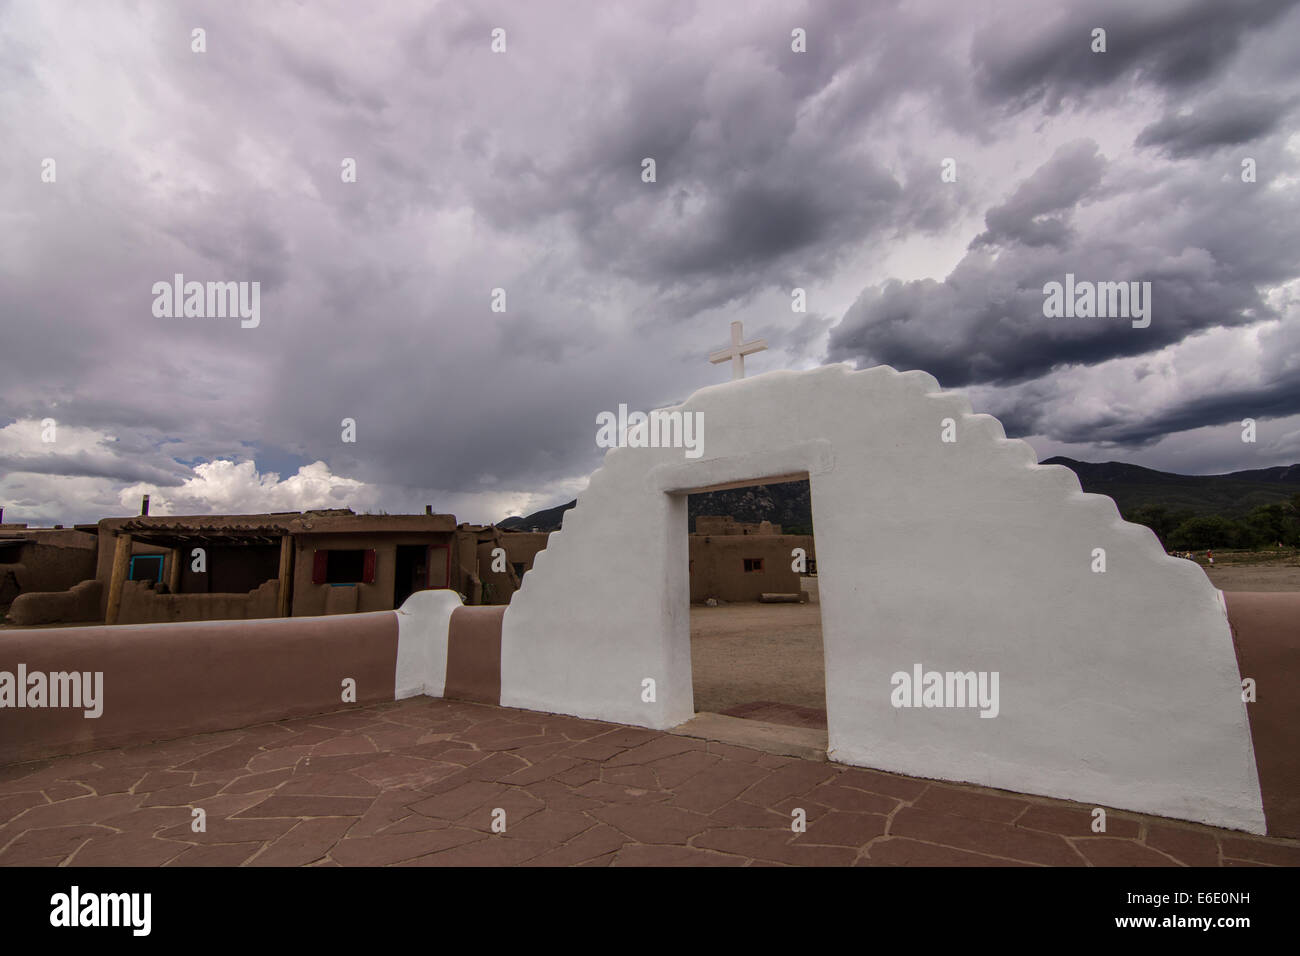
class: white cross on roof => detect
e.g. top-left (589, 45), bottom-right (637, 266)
top-left (708, 320), bottom-right (767, 380)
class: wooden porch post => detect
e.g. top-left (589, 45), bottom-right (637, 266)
top-left (168, 547), bottom-right (183, 593)
top-left (277, 534), bottom-right (294, 617)
top-left (105, 533), bottom-right (132, 625)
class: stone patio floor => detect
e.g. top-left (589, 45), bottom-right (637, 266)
top-left (1, 696), bottom-right (1297, 867)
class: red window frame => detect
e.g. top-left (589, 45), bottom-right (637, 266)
top-left (311, 548), bottom-right (376, 585)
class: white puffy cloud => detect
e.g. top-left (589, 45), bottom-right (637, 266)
top-left (117, 459), bottom-right (380, 516)
top-left (0, 416), bottom-right (591, 526)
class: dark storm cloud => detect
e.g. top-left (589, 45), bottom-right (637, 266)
top-left (4, 0), bottom-right (1300, 530)
top-left (988, 374), bottom-right (1300, 448)
top-left (0, 452), bottom-right (184, 486)
top-left (448, 0), bottom-right (975, 319)
top-left (972, 0), bottom-right (1300, 111)
top-left (1135, 95), bottom-right (1291, 158)
top-left (642, 169), bottom-right (902, 284)
top-left (982, 318), bottom-right (1300, 446)
top-left (972, 140), bottom-right (1106, 248)
top-left (776, 312), bottom-right (837, 362)
top-left (825, 236), bottom-right (1277, 390)
top-left (826, 123), bottom-right (1300, 398)
top-left (1089, 380), bottom-right (1300, 445)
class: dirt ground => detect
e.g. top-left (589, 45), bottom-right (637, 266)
top-left (688, 565), bottom-right (1300, 717)
top-left (1202, 565), bottom-right (1300, 592)
top-left (690, 600), bottom-right (826, 714)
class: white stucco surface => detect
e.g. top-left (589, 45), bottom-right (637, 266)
top-left (500, 364), bottom-right (1265, 832)
top-left (394, 589), bottom-right (462, 700)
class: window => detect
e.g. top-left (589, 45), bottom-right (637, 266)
top-left (743, 558), bottom-right (764, 573)
top-left (312, 549), bottom-right (376, 585)
top-left (129, 554), bottom-right (165, 583)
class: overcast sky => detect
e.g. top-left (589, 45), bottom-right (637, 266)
top-left (2, 0), bottom-right (1299, 526)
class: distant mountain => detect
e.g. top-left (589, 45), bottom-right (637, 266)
top-left (497, 481), bottom-right (812, 533)
top-left (1043, 457), bottom-right (1300, 516)
top-left (498, 458), bottom-right (1300, 532)
top-left (498, 500), bottom-right (576, 531)
top-left (686, 480), bottom-right (813, 533)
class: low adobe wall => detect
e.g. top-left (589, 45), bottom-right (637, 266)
top-left (445, 606), bottom-right (506, 703)
top-left (2, 584), bottom-right (1296, 839)
top-left (117, 579), bottom-right (279, 624)
top-left (0, 563), bottom-right (26, 606)
top-left (0, 610), bottom-right (398, 766)
top-left (7, 579), bottom-right (103, 626)
top-left (1223, 592), bottom-right (1300, 839)
top-left (1, 589), bottom-right (485, 767)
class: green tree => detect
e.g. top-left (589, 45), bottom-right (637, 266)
top-left (1126, 505), bottom-right (1168, 545)
top-left (1243, 504), bottom-right (1287, 549)
top-left (1125, 505), bottom-right (1196, 547)
top-left (1168, 515), bottom-right (1247, 551)
top-left (1285, 495), bottom-right (1300, 547)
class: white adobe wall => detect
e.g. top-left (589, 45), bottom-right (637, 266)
top-left (499, 364), bottom-right (1264, 833)
top-left (394, 589), bottom-right (463, 699)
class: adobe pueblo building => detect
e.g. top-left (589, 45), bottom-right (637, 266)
top-left (4, 510), bottom-right (534, 626)
top-left (0, 520), bottom-right (98, 619)
top-left (689, 515), bottom-right (814, 603)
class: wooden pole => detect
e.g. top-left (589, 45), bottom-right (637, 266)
top-left (168, 546), bottom-right (182, 593)
top-left (277, 534), bottom-right (294, 617)
top-left (104, 533), bottom-right (132, 625)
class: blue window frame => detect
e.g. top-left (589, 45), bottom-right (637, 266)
top-left (129, 554), bottom-right (165, 584)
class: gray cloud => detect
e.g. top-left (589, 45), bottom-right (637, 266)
top-left (972, 0), bottom-right (1300, 111)
top-left (972, 140), bottom-right (1106, 248)
top-left (1135, 94), bottom-right (1291, 157)
top-left (0, 452), bottom-right (182, 485)
top-left (826, 125), bottom-right (1300, 405)
top-left (3, 0), bottom-right (1299, 529)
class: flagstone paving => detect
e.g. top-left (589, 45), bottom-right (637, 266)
top-left (1, 697), bottom-right (1296, 867)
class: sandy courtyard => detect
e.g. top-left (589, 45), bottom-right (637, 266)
top-left (690, 600), bottom-right (825, 715)
top-left (1203, 565), bottom-right (1300, 592)
top-left (689, 565), bottom-right (1300, 719)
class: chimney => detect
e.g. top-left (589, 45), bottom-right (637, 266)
top-left (425, 505), bottom-right (433, 515)
top-left (141, 494), bottom-right (150, 516)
